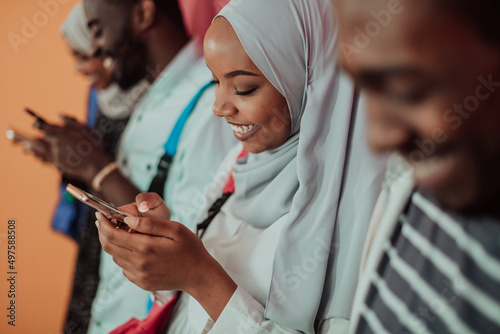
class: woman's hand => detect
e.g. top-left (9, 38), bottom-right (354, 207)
top-left (118, 192), bottom-right (171, 221)
top-left (23, 138), bottom-right (52, 163)
top-left (95, 212), bottom-right (237, 321)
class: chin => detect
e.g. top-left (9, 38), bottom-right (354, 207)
top-left (242, 145), bottom-right (265, 154)
top-left (419, 183), bottom-right (497, 218)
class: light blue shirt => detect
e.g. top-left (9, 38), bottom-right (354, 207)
top-left (87, 40), bottom-right (237, 334)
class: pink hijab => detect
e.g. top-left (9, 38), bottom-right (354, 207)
top-left (178, 0), bottom-right (230, 38)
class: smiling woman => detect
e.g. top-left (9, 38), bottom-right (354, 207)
top-left (205, 20), bottom-right (291, 153)
top-left (94, 0), bottom-right (386, 333)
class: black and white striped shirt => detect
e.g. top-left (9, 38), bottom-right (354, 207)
top-left (356, 192), bottom-right (500, 334)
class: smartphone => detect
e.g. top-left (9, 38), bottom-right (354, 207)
top-left (6, 128), bottom-right (48, 152)
top-left (66, 184), bottom-right (134, 232)
top-left (25, 107), bottom-right (50, 126)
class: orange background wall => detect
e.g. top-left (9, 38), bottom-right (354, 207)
top-left (0, 0), bottom-right (86, 333)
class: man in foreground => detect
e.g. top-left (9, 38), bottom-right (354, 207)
top-left (336, 0), bottom-right (500, 332)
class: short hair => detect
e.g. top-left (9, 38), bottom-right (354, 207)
top-left (104, 0), bottom-right (185, 32)
top-left (441, 0), bottom-right (500, 46)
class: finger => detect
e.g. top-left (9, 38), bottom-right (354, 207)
top-left (96, 212), bottom-right (136, 252)
top-left (123, 217), bottom-right (180, 239)
top-left (60, 114), bottom-right (86, 131)
top-left (27, 139), bottom-right (49, 155)
top-left (135, 193), bottom-right (165, 213)
top-left (117, 203), bottom-right (141, 217)
top-left (98, 229), bottom-right (134, 260)
top-left (33, 120), bottom-right (48, 130)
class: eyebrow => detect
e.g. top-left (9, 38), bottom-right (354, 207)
top-left (87, 19), bottom-right (99, 29)
top-left (224, 70), bottom-right (260, 79)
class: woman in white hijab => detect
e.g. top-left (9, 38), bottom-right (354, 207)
top-left (96, 0), bottom-right (385, 333)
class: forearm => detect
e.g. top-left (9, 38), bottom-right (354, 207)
top-left (188, 259), bottom-right (238, 322)
top-left (97, 169), bottom-right (142, 206)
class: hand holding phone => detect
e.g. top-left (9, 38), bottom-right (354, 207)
top-left (66, 184), bottom-right (135, 232)
top-left (6, 128), bottom-right (49, 153)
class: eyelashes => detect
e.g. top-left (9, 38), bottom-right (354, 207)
top-left (211, 79), bottom-right (258, 97)
top-left (235, 87), bottom-right (258, 96)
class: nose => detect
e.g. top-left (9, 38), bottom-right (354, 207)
top-left (212, 87), bottom-right (237, 117)
top-left (365, 93), bottom-right (413, 154)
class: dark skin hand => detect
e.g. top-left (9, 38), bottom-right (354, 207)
top-left (95, 192), bottom-right (237, 321)
top-left (28, 115), bottom-right (140, 206)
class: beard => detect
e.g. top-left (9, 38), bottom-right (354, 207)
top-left (107, 24), bottom-right (150, 90)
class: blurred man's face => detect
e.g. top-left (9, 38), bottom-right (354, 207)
top-left (84, 0), bottom-right (149, 90)
top-left (337, 0), bottom-right (500, 216)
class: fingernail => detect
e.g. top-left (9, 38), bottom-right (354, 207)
top-left (124, 217), bottom-right (139, 227)
top-left (95, 212), bottom-right (99, 219)
top-left (138, 201), bottom-right (149, 213)
top-left (95, 220), bottom-right (100, 228)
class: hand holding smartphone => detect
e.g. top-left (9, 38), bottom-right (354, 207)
top-left (66, 184), bottom-right (135, 232)
top-left (6, 128), bottom-right (48, 153)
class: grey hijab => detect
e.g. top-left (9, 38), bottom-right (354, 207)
top-left (219, 0), bottom-right (386, 332)
top-left (60, 2), bottom-right (92, 55)
top-left (220, 0), bottom-right (310, 228)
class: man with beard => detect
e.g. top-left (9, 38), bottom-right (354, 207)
top-left (49, 0), bottom-right (236, 333)
top-left (335, 0), bottom-right (500, 333)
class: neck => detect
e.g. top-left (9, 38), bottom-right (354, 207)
top-left (144, 17), bottom-right (189, 82)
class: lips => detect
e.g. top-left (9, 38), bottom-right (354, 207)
top-left (230, 124), bottom-right (257, 134)
top-left (228, 122), bottom-right (259, 141)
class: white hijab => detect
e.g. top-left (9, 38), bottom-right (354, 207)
top-left (60, 2), bottom-right (92, 55)
top-left (219, 0), bottom-right (386, 332)
top-left (60, 2), bottom-right (149, 120)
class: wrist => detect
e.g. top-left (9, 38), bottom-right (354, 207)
top-left (87, 152), bottom-right (112, 183)
top-left (188, 258), bottom-right (237, 321)
top-left (91, 161), bottom-right (120, 192)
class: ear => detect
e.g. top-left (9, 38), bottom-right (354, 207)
top-left (133, 0), bottom-right (156, 33)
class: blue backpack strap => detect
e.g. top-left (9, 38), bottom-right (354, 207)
top-left (148, 81), bottom-right (215, 198)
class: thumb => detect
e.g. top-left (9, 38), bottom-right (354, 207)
top-left (135, 192), bottom-right (171, 220)
top-left (136, 192), bottom-right (165, 212)
top-left (124, 217), bottom-right (178, 239)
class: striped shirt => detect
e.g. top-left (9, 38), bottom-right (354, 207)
top-left (356, 192), bottom-right (500, 334)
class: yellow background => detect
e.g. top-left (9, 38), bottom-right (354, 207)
top-left (1, 0), bottom-right (87, 333)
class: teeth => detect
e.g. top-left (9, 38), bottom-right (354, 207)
top-left (103, 57), bottom-right (114, 70)
top-left (231, 124), bottom-right (257, 134)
